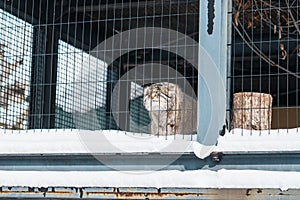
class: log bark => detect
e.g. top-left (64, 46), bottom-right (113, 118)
top-left (232, 92), bottom-right (273, 130)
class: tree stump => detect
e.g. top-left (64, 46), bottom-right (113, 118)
top-left (232, 92), bottom-right (273, 130)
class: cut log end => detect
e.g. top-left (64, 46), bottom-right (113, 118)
top-left (232, 92), bottom-right (273, 130)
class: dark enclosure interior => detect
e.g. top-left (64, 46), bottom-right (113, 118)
top-left (230, 0), bottom-right (300, 129)
top-left (0, 0), bottom-right (199, 134)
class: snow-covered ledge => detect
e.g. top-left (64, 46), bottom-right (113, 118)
top-left (215, 128), bottom-right (300, 153)
top-left (0, 128), bottom-right (299, 155)
top-left (0, 129), bottom-right (299, 189)
top-left (0, 129), bottom-right (195, 154)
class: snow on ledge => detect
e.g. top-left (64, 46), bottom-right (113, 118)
top-left (0, 169), bottom-right (298, 190)
top-left (0, 129), bottom-right (196, 154)
top-left (0, 128), bottom-right (300, 155)
top-left (215, 128), bottom-right (300, 153)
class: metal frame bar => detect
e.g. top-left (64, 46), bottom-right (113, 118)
top-left (30, 2), bottom-right (59, 129)
top-left (0, 152), bottom-right (299, 171)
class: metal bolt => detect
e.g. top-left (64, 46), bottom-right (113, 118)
top-left (211, 152), bottom-right (223, 162)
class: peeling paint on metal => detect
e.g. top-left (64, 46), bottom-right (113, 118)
top-left (0, 187), bottom-right (299, 199)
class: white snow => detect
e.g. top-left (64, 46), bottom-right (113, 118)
top-left (0, 128), bottom-right (299, 189)
top-left (0, 169), bottom-right (299, 190)
top-left (0, 129), bottom-right (196, 154)
top-left (0, 128), bottom-right (299, 154)
top-left (216, 128), bottom-right (300, 153)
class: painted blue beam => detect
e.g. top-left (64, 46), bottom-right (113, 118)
top-left (0, 152), bottom-right (300, 171)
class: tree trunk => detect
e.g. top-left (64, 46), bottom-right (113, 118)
top-left (232, 92), bottom-right (273, 130)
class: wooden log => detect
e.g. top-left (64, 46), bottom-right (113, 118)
top-left (232, 92), bottom-right (273, 130)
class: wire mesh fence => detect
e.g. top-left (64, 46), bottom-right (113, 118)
top-left (3, 0), bottom-right (299, 139)
top-left (0, 8), bottom-right (32, 130)
top-left (229, 0), bottom-right (300, 133)
top-left (0, 0), bottom-right (199, 138)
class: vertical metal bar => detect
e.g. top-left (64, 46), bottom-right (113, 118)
top-left (43, 30), bottom-right (58, 128)
top-left (43, 1), bottom-right (58, 129)
top-left (30, 2), bottom-right (59, 129)
top-left (227, 0), bottom-right (232, 131)
top-left (277, 1), bottom-right (280, 132)
top-left (296, 0), bottom-right (299, 131)
top-left (268, 0), bottom-right (272, 132)
top-left (241, 0), bottom-right (245, 136)
top-left (198, 0), bottom-right (227, 144)
top-left (30, 27), bottom-right (45, 129)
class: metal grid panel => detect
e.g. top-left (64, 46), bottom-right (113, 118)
top-left (55, 40), bottom-right (108, 129)
top-left (0, 0), bottom-right (200, 138)
top-left (0, 8), bottom-right (33, 130)
top-left (229, 0), bottom-right (300, 133)
top-left (52, 0), bottom-right (199, 137)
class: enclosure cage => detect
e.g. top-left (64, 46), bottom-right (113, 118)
top-left (0, 0), bottom-right (300, 156)
top-left (0, 0), bottom-right (203, 134)
top-left (2, 1), bottom-right (300, 198)
top-left (230, 0), bottom-right (300, 132)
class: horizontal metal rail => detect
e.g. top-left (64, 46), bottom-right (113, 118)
top-left (0, 152), bottom-right (300, 171)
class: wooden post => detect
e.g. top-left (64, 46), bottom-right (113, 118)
top-left (232, 92), bottom-right (273, 130)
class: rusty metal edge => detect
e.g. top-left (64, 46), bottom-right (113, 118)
top-left (0, 187), bottom-right (299, 199)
